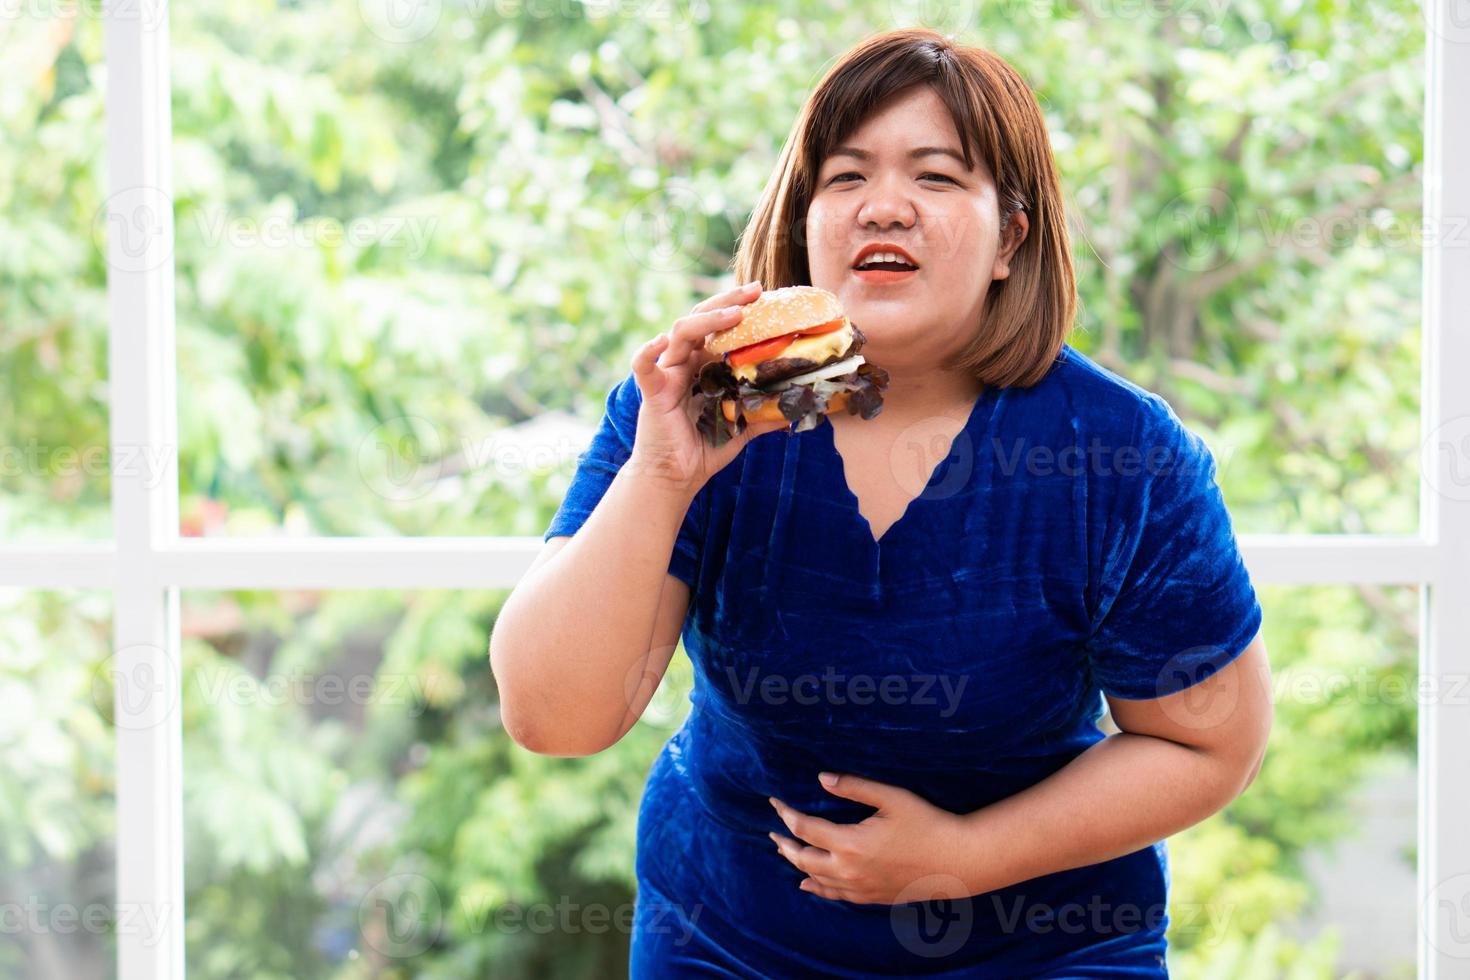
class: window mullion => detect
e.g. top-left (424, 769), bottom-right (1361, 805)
top-left (1418, 2), bottom-right (1470, 974)
top-left (103, 2), bottom-right (183, 978)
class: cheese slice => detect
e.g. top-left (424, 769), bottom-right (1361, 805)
top-left (730, 322), bottom-right (854, 383)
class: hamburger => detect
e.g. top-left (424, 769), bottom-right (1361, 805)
top-left (689, 285), bottom-right (890, 448)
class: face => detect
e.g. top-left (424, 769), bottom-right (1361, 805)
top-left (804, 85), bottom-right (1028, 375)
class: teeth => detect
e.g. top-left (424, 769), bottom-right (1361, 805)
top-left (856, 250), bottom-right (916, 269)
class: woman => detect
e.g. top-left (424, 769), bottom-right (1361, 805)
top-left (491, 27), bottom-right (1273, 978)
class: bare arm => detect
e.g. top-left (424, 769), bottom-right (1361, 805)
top-left (956, 631), bottom-right (1274, 894)
top-left (489, 467), bottom-right (695, 757)
top-left (488, 279), bottom-right (784, 757)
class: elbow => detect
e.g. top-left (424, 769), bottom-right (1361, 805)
top-left (501, 708), bottom-right (614, 757)
top-left (1239, 740), bottom-right (1268, 794)
top-left (1241, 697), bottom-right (1274, 792)
top-left (1193, 727), bottom-right (1271, 811)
top-left (488, 625), bottom-right (618, 757)
top-left (1221, 682), bottom-right (1274, 801)
top-left (1225, 721), bottom-right (1272, 802)
top-left (491, 658), bottom-right (615, 758)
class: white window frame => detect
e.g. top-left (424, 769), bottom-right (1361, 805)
top-left (0, 4), bottom-right (1463, 977)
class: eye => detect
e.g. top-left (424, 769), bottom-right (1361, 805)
top-left (823, 172), bottom-right (958, 185)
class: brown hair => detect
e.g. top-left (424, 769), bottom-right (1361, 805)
top-left (732, 28), bottom-right (1076, 388)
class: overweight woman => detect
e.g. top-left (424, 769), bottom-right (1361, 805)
top-left (490, 27), bottom-right (1274, 979)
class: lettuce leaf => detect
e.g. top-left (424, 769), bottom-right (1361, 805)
top-left (689, 359), bottom-right (890, 448)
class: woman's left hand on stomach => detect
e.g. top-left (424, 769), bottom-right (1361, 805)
top-left (767, 772), bottom-right (974, 905)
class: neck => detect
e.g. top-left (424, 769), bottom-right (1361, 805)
top-left (866, 360), bottom-right (985, 422)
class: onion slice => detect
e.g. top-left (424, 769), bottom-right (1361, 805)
top-left (760, 354), bottom-right (866, 391)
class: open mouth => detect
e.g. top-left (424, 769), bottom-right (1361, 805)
top-left (851, 245), bottom-right (920, 283)
top-left (852, 260), bottom-right (919, 283)
top-left (852, 251), bottom-right (920, 273)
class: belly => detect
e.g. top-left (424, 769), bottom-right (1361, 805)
top-left (635, 725), bottom-right (1171, 978)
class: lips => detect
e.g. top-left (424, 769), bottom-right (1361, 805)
top-left (851, 242), bottom-right (921, 270)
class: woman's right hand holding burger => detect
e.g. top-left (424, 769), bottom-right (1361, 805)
top-left (628, 280), bottom-right (791, 496)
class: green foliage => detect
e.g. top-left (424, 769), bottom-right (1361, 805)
top-left (0, 0), bottom-right (1426, 976)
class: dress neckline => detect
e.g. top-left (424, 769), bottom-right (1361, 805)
top-left (819, 384), bottom-right (994, 549)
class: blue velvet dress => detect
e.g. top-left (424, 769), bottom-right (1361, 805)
top-left (541, 342), bottom-right (1263, 978)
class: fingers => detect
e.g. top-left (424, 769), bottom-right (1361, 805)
top-left (631, 332), bottom-right (671, 396)
top-left (769, 796), bottom-right (843, 852)
top-left (689, 279), bottom-right (762, 315)
top-left (658, 304), bottom-right (745, 371)
top-left (654, 280), bottom-right (763, 374)
top-left (769, 831), bottom-right (839, 878)
top-left (799, 879), bottom-right (865, 903)
top-left (816, 772), bottom-right (902, 810)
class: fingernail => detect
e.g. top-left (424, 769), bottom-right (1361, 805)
top-left (819, 771), bottom-right (837, 787)
top-left (724, 305), bottom-right (742, 314)
top-left (743, 280), bottom-right (761, 289)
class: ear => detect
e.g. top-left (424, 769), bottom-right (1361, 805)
top-left (991, 210), bottom-right (1029, 281)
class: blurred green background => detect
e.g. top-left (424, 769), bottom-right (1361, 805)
top-left (0, 0), bottom-right (1426, 976)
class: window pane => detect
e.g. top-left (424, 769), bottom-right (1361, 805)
top-left (1162, 584), bottom-right (1418, 977)
top-left (0, 17), bottom-right (111, 541)
top-left (0, 588), bottom-right (116, 979)
top-left (1045, 4), bottom-right (1425, 535)
top-left (168, 2), bottom-right (1423, 539)
top-left (178, 587), bottom-right (684, 977)
top-left (174, 580), bottom-right (1420, 977)
top-left (168, 2), bottom-right (603, 540)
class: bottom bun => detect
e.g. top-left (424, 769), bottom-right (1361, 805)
top-left (721, 390), bottom-right (850, 425)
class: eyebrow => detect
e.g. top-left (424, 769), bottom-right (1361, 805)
top-left (826, 145), bottom-right (971, 168)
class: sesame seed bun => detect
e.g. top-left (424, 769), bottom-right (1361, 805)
top-left (703, 285), bottom-right (845, 356)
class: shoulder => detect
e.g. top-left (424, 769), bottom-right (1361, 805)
top-left (1005, 343), bottom-right (1202, 458)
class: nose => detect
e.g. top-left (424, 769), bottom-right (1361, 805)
top-left (856, 172), bottom-right (918, 231)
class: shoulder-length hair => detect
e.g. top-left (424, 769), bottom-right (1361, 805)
top-left (732, 28), bottom-right (1076, 388)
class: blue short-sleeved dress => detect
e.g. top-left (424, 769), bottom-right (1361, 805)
top-left (541, 342), bottom-right (1263, 978)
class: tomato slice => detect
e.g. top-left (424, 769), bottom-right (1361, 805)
top-left (727, 334), bottom-right (794, 368)
top-left (725, 318), bottom-right (847, 368)
top-left (797, 317), bottom-right (846, 336)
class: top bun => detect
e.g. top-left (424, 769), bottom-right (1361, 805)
top-left (703, 285), bottom-right (844, 356)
